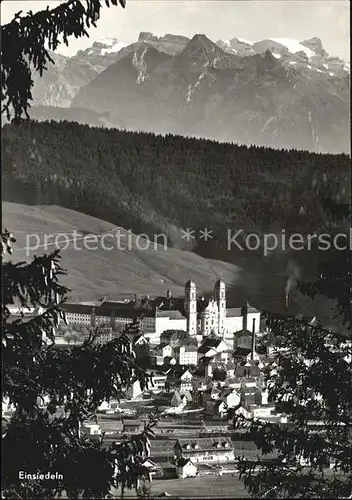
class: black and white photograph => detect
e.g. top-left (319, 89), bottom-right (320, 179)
top-left (1, 0), bottom-right (351, 498)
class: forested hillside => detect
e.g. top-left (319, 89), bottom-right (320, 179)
top-left (2, 120), bottom-right (350, 321)
top-left (2, 202), bottom-right (241, 301)
top-left (3, 120), bottom-right (350, 250)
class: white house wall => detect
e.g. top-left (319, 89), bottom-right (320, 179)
top-left (183, 451), bottom-right (234, 463)
top-left (224, 316), bottom-right (243, 333)
top-left (155, 317), bottom-right (187, 335)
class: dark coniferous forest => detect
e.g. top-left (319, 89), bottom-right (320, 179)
top-left (3, 120), bottom-right (350, 252)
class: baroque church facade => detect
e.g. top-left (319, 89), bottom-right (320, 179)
top-left (59, 279), bottom-right (261, 343)
top-left (184, 279), bottom-right (261, 340)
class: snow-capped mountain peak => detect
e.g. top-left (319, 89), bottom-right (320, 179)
top-left (27, 31), bottom-right (350, 154)
top-left (100, 40), bottom-right (126, 55)
top-left (216, 37), bottom-right (255, 56)
top-left (84, 38), bottom-right (127, 56)
top-left (216, 35), bottom-right (349, 77)
top-left (71, 37), bottom-right (129, 73)
top-left (268, 38), bottom-right (315, 58)
top-left (300, 37), bottom-right (327, 56)
top-left (236, 37), bottom-right (254, 45)
top-left (218, 37), bottom-right (316, 58)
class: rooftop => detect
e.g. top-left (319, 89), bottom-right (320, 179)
top-left (63, 303), bottom-right (93, 315)
top-left (156, 309), bottom-right (185, 319)
top-left (176, 437), bottom-right (234, 453)
top-left (123, 419), bottom-right (142, 426)
top-left (62, 302), bottom-right (156, 318)
top-left (181, 346), bottom-right (198, 353)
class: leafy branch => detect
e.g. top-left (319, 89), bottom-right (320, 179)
top-left (1, 0), bottom-right (126, 123)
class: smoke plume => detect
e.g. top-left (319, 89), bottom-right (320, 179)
top-left (285, 261), bottom-right (301, 307)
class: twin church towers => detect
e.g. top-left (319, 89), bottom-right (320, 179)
top-left (184, 279), bottom-right (226, 337)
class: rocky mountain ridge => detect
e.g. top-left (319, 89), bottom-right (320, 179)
top-left (27, 32), bottom-right (350, 153)
top-left (217, 36), bottom-right (349, 77)
top-left (30, 32), bottom-right (349, 108)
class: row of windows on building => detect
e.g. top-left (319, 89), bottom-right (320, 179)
top-left (64, 313), bottom-right (156, 328)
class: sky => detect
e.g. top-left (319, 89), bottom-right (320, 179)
top-left (1, 0), bottom-right (350, 61)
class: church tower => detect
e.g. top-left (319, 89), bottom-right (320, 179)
top-left (184, 280), bottom-right (197, 336)
top-left (214, 279), bottom-right (226, 337)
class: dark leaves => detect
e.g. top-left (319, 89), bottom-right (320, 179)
top-left (1, 0), bottom-right (126, 122)
top-left (2, 236), bottom-right (158, 498)
top-left (232, 317), bottom-right (352, 497)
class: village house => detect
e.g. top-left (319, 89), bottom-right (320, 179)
top-left (210, 386), bottom-right (221, 400)
top-left (233, 360), bottom-right (262, 379)
top-left (233, 406), bottom-right (253, 419)
top-left (225, 362), bottom-right (236, 378)
top-left (174, 437), bottom-right (234, 464)
top-left (198, 338), bottom-right (232, 358)
top-left (240, 386), bottom-right (263, 407)
top-left (181, 390), bottom-right (193, 405)
top-left (155, 355), bottom-right (165, 366)
top-left (227, 378), bottom-right (258, 391)
top-left (234, 330), bottom-right (253, 350)
top-left (180, 369), bottom-right (193, 392)
top-left (80, 423), bottom-right (101, 437)
top-left (202, 395), bottom-right (219, 416)
top-left (176, 458), bottom-right (198, 479)
top-left (233, 347), bottom-right (252, 361)
top-left (122, 419), bottom-right (143, 435)
top-left (201, 386), bottom-right (240, 417)
top-left (251, 404), bottom-right (276, 419)
top-left (232, 403), bottom-right (282, 423)
top-left (164, 355), bottom-right (177, 366)
top-left (125, 380), bottom-right (143, 399)
top-left (153, 344), bottom-right (174, 363)
top-left (113, 457), bottom-right (159, 486)
top-left (219, 350), bottom-right (232, 364)
top-left (97, 400), bottom-right (110, 413)
top-left (152, 390), bottom-right (184, 411)
top-left (217, 389), bottom-right (241, 417)
top-left (161, 344), bottom-right (173, 358)
top-left (170, 390), bottom-right (187, 410)
top-left (162, 465), bottom-right (178, 479)
top-left (133, 334), bottom-right (150, 361)
top-left (192, 377), bottom-right (211, 393)
top-left (140, 459), bottom-right (159, 481)
top-left (178, 345), bottom-right (198, 366)
top-left (147, 370), bottom-right (169, 392)
top-left (199, 353), bottom-right (228, 378)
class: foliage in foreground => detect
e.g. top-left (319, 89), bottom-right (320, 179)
top-left (234, 315), bottom-right (352, 498)
top-left (233, 203), bottom-right (352, 498)
top-left (1, 0), bottom-right (126, 123)
top-left (2, 231), bottom-right (157, 499)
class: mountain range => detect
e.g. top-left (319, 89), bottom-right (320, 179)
top-left (27, 32), bottom-right (350, 153)
top-left (3, 117), bottom-right (350, 326)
